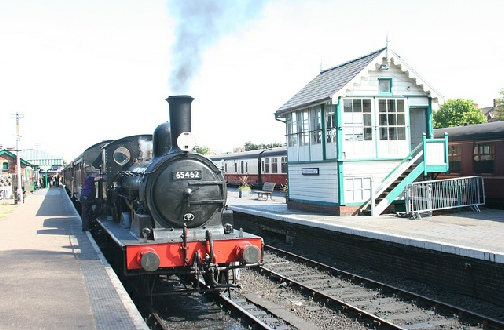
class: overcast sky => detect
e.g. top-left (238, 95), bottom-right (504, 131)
top-left (1, 0), bottom-right (502, 162)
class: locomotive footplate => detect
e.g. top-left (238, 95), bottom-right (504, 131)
top-left (96, 217), bottom-right (263, 273)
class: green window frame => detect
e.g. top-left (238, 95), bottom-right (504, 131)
top-left (379, 99), bottom-right (406, 140)
top-left (378, 78), bottom-right (392, 94)
top-left (342, 98), bottom-right (372, 141)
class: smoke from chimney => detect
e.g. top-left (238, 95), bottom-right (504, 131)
top-left (167, 0), bottom-right (266, 94)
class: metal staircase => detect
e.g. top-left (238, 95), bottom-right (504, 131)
top-left (360, 133), bottom-right (449, 216)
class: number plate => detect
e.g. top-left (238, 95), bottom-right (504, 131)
top-left (173, 170), bottom-right (202, 180)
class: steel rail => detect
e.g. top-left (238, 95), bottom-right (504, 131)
top-left (264, 244), bottom-right (504, 330)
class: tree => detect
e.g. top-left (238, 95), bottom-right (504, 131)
top-left (194, 146), bottom-right (210, 154)
top-left (244, 141), bottom-right (285, 151)
top-left (433, 99), bottom-right (487, 129)
top-left (495, 88), bottom-right (504, 121)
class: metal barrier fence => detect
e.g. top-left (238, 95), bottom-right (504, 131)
top-left (405, 176), bottom-right (485, 219)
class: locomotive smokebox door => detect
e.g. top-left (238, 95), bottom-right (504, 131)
top-left (146, 154), bottom-right (225, 231)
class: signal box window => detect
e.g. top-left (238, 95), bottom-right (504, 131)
top-left (281, 157), bottom-right (287, 173)
top-left (378, 78), bottom-right (392, 94)
top-left (473, 143), bottom-right (494, 174)
top-left (342, 99), bottom-right (372, 141)
top-left (287, 112), bottom-right (298, 147)
top-left (379, 99), bottom-right (405, 140)
top-left (344, 177), bottom-right (372, 202)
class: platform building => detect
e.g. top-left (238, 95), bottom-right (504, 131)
top-left (275, 47), bottom-right (448, 215)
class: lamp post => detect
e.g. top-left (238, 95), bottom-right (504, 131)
top-left (15, 112), bottom-right (23, 204)
top-left (257, 148), bottom-right (272, 186)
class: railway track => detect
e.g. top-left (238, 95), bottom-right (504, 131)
top-left (123, 244), bottom-right (504, 329)
top-left (258, 244), bottom-right (504, 330)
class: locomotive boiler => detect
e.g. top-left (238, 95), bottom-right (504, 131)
top-left (89, 95), bottom-right (263, 291)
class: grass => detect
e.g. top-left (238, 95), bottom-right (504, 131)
top-left (0, 200), bottom-right (17, 220)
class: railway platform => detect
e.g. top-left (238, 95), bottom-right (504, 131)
top-left (0, 187), bottom-right (148, 330)
top-left (226, 188), bottom-right (504, 263)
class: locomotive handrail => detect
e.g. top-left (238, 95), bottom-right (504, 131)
top-left (189, 181), bottom-right (226, 185)
top-left (189, 200), bottom-right (226, 205)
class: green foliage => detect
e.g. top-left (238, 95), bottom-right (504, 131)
top-left (433, 99), bottom-right (487, 128)
top-left (244, 141), bottom-right (285, 151)
top-left (194, 146), bottom-right (210, 154)
top-left (496, 88), bottom-right (504, 121)
top-left (238, 175), bottom-right (251, 190)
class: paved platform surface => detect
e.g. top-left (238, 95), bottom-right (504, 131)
top-left (227, 188), bottom-right (504, 263)
top-left (0, 187), bottom-right (148, 330)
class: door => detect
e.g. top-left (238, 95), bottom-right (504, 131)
top-left (409, 108), bottom-right (427, 151)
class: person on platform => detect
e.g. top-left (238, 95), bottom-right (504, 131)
top-left (80, 173), bottom-right (101, 231)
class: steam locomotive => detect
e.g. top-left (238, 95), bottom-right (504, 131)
top-left (63, 95), bottom-right (263, 293)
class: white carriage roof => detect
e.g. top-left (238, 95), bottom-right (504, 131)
top-left (275, 47), bottom-right (443, 117)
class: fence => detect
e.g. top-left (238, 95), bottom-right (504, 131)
top-left (404, 176), bottom-right (485, 219)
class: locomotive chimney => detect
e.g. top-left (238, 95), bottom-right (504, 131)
top-left (166, 95), bottom-right (194, 153)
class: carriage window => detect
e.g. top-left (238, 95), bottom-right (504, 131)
top-left (473, 143), bottom-right (494, 174)
top-left (272, 158), bottom-right (278, 173)
top-left (2, 162), bottom-right (8, 171)
top-left (448, 145), bottom-right (461, 173)
top-left (264, 158), bottom-right (270, 173)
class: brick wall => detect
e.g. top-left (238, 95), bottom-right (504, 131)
top-left (0, 155), bottom-right (17, 174)
top-left (287, 200), bottom-right (360, 216)
top-left (234, 212), bottom-right (504, 307)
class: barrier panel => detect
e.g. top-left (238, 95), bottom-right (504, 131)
top-left (405, 176), bottom-right (485, 219)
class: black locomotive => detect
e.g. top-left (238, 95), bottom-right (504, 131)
top-left (63, 95), bottom-right (263, 292)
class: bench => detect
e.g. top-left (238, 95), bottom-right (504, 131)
top-left (256, 182), bottom-right (276, 200)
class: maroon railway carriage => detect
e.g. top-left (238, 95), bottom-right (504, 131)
top-left (210, 147), bottom-right (287, 188)
top-left (434, 121), bottom-right (504, 208)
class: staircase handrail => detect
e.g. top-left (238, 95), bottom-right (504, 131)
top-left (381, 142), bottom-right (422, 184)
top-left (359, 144), bottom-right (423, 214)
top-left (374, 144), bottom-right (423, 197)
